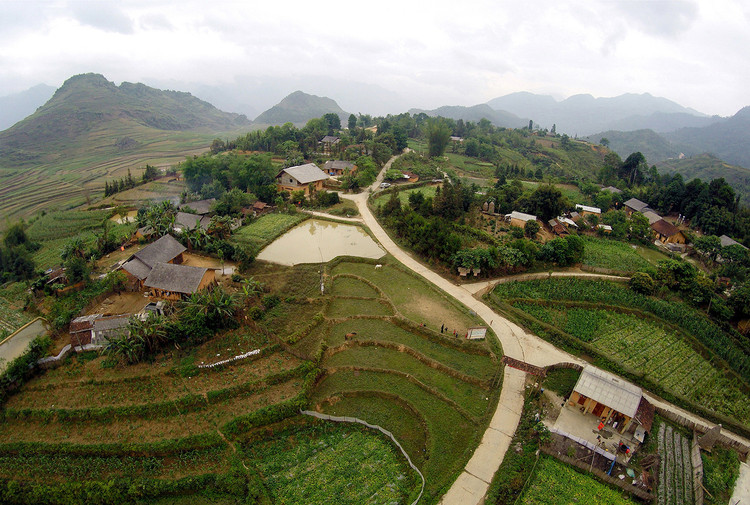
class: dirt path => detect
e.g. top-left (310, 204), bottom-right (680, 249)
top-left (462, 270), bottom-right (630, 296)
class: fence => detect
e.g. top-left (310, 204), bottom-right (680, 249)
top-left (300, 410), bottom-right (425, 505)
top-left (540, 446), bottom-right (655, 502)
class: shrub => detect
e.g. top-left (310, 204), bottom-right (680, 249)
top-left (630, 272), bottom-right (656, 295)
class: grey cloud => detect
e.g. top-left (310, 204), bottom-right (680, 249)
top-left (69, 1), bottom-right (135, 34)
top-left (614, 0), bottom-right (698, 37)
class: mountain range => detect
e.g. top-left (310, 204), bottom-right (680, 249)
top-left (0, 84), bottom-right (56, 131)
top-left (253, 90), bottom-right (350, 125)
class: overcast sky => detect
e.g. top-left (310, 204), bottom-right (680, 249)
top-left (0, 0), bottom-right (748, 116)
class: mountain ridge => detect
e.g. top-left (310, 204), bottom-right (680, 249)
top-left (254, 90), bottom-right (349, 125)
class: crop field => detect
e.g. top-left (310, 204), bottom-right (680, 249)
top-left (26, 209), bottom-right (134, 270)
top-left (243, 422), bottom-right (418, 504)
top-left (657, 424), bottom-right (694, 505)
top-left (490, 278), bottom-right (750, 429)
top-left (374, 185), bottom-right (438, 206)
top-left (582, 237), bottom-right (666, 272)
top-left (300, 258), bottom-right (501, 501)
top-left (521, 455), bottom-right (637, 505)
top-left (0, 284), bottom-right (34, 335)
top-left (230, 212), bottom-right (308, 254)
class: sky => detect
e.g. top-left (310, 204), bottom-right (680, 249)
top-left (0, 0), bottom-right (748, 117)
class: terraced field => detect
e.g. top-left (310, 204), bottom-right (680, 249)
top-left (299, 259), bottom-right (502, 501)
top-left (490, 278), bottom-right (750, 431)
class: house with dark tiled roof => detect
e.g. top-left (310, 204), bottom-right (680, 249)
top-left (119, 235), bottom-right (186, 290)
top-left (319, 135), bottom-right (340, 155)
top-left (651, 219), bottom-right (686, 244)
top-left (69, 314), bottom-right (130, 346)
top-left (623, 198), bottom-right (650, 216)
top-left (323, 160), bottom-right (356, 177)
top-left (175, 211), bottom-right (210, 233)
top-left (179, 198), bottom-right (215, 216)
top-left (276, 163), bottom-right (329, 195)
top-left (720, 235), bottom-right (748, 250)
top-left (144, 263), bottom-right (215, 300)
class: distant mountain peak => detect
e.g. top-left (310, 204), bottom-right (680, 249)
top-left (254, 90), bottom-right (348, 125)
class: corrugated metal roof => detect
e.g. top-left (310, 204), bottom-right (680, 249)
top-left (506, 210), bottom-right (537, 222)
top-left (280, 163), bottom-right (329, 184)
top-left (573, 366), bottom-right (642, 418)
top-left (575, 204), bottom-right (601, 214)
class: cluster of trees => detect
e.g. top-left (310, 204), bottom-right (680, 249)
top-left (106, 287), bottom-right (240, 364)
top-left (0, 223), bottom-right (39, 282)
top-left (103, 167), bottom-right (160, 197)
top-left (181, 153), bottom-right (277, 203)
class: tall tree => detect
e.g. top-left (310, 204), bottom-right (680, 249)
top-left (426, 118), bottom-right (451, 158)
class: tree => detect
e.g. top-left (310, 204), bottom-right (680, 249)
top-left (528, 184), bottom-right (567, 221)
top-left (426, 118), bottom-right (451, 158)
top-left (348, 113), bottom-right (357, 132)
top-left (600, 137), bottom-right (610, 147)
top-left (630, 272), bottom-right (655, 295)
top-left (322, 113), bottom-right (341, 134)
top-left (142, 164), bottom-right (159, 182)
top-left (524, 220), bottom-right (540, 238)
top-left (694, 235), bottom-right (722, 264)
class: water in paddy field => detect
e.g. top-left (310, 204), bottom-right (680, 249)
top-left (257, 219), bottom-right (385, 266)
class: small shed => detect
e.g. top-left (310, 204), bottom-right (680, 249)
top-left (575, 204), bottom-right (601, 217)
top-left (548, 218), bottom-right (568, 236)
top-left (505, 211), bottom-right (538, 228)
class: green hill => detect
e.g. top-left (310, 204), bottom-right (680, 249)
top-left (583, 129), bottom-right (681, 164)
top-left (254, 90), bottom-right (349, 125)
top-left (0, 73), bottom-right (252, 222)
top-left (408, 104), bottom-right (528, 128)
top-left (656, 154), bottom-right (750, 205)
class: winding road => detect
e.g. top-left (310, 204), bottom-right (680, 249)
top-left (332, 154), bottom-right (750, 504)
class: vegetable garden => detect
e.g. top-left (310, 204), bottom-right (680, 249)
top-left (656, 424), bottom-right (694, 505)
top-left (489, 278), bottom-right (750, 432)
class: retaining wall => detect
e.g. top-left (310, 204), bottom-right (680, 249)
top-left (301, 410), bottom-right (425, 505)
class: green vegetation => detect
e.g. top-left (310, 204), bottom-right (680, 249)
top-left (582, 236), bottom-right (666, 272)
top-left (230, 213), bottom-right (307, 255)
top-left (543, 368), bottom-right (580, 398)
top-left (243, 421), bottom-right (419, 504)
top-left (489, 278), bottom-right (750, 432)
top-left (702, 447), bottom-right (740, 505)
top-left (521, 456), bottom-right (637, 505)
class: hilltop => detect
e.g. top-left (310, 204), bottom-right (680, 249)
top-left (0, 73), bottom-right (252, 222)
top-left (254, 90), bottom-right (349, 125)
top-left (487, 91), bottom-right (711, 136)
top-left (408, 104), bottom-right (527, 128)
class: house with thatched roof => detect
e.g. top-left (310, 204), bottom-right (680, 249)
top-left (144, 263), bottom-right (215, 300)
top-left (276, 163), bottom-right (329, 195)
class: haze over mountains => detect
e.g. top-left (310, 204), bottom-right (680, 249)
top-left (1, 72), bottom-right (749, 212)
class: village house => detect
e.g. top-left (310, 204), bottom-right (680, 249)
top-left (69, 314), bottom-right (130, 347)
top-left (623, 197), bottom-right (651, 216)
top-left (575, 204), bottom-right (601, 218)
top-left (601, 186), bottom-right (623, 194)
top-left (567, 366), bottom-right (655, 443)
top-left (120, 234), bottom-right (186, 290)
top-left (597, 224), bottom-right (613, 234)
top-left (242, 201), bottom-right (273, 218)
top-left (402, 171), bottom-right (419, 183)
top-left (174, 211), bottom-right (210, 233)
top-left (651, 219), bottom-right (686, 245)
top-left (720, 234), bottom-right (748, 250)
top-left (179, 198), bottom-right (215, 216)
top-left (319, 135), bottom-right (340, 155)
top-left (143, 263), bottom-right (216, 301)
top-left (322, 160), bottom-right (356, 177)
top-left (504, 210), bottom-right (538, 228)
top-left (275, 163), bottom-right (329, 196)
top-left (641, 210), bottom-right (663, 226)
top-left (548, 218), bottom-right (568, 236)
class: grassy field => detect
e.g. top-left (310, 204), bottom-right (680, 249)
top-left (521, 455), bottom-right (638, 505)
top-left (582, 237), bottom-right (668, 273)
top-left (489, 278), bottom-right (750, 430)
top-left (0, 284), bottom-right (34, 335)
top-left (230, 212), bottom-right (308, 255)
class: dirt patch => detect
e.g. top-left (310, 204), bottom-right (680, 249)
top-left (401, 297), bottom-right (463, 332)
top-left (90, 292), bottom-right (150, 315)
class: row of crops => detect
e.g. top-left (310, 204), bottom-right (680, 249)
top-left (491, 278), bottom-right (750, 381)
top-left (657, 424), bottom-right (694, 505)
top-left (510, 302), bottom-right (750, 425)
